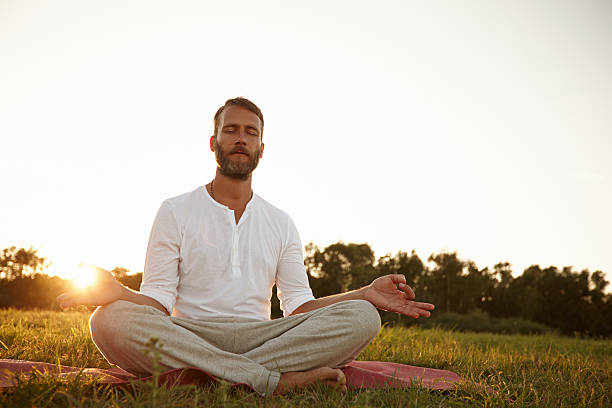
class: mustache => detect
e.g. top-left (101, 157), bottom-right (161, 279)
top-left (230, 147), bottom-right (250, 155)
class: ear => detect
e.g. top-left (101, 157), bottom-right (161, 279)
top-left (210, 135), bottom-right (216, 152)
top-left (259, 142), bottom-right (265, 158)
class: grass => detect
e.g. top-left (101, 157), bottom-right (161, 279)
top-left (1, 308), bottom-right (611, 407)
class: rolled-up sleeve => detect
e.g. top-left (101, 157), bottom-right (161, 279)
top-left (140, 200), bottom-right (181, 314)
top-left (276, 217), bottom-right (315, 316)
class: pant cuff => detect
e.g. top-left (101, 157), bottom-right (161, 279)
top-left (256, 369), bottom-right (281, 397)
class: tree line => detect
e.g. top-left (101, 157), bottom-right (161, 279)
top-left (1, 244), bottom-right (611, 337)
top-left (298, 242), bottom-right (611, 337)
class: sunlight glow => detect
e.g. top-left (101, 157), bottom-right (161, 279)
top-left (72, 265), bottom-right (97, 289)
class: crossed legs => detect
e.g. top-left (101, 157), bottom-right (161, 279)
top-left (89, 299), bottom-right (381, 396)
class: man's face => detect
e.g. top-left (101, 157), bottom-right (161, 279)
top-left (210, 105), bottom-right (264, 180)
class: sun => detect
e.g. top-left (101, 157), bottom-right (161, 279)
top-left (72, 264), bottom-right (98, 289)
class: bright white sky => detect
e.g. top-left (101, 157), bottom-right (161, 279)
top-left (1, 0), bottom-right (611, 286)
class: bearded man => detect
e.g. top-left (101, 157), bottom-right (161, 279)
top-left (57, 97), bottom-right (435, 396)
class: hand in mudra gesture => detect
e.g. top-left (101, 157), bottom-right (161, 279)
top-left (363, 274), bottom-right (435, 318)
top-left (57, 265), bottom-right (126, 309)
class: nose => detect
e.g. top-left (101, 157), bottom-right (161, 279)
top-left (235, 128), bottom-right (247, 145)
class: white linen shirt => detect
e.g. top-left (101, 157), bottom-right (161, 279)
top-left (140, 186), bottom-right (314, 321)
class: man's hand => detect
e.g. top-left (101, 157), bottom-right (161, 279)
top-left (363, 274), bottom-right (435, 318)
top-left (56, 265), bottom-right (126, 309)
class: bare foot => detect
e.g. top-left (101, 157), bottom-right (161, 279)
top-left (274, 367), bottom-right (346, 395)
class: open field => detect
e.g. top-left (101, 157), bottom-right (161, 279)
top-left (0, 308), bottom-right (611, 407)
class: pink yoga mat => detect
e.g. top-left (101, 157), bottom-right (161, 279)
top-left (0, 359), bottom-right (463, 391)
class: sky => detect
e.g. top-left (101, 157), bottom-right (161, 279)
top-left (1, 0), bottom-right (611, 287)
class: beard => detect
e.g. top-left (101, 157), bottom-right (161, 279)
top-left (214, 139), bottom-right (262, 180)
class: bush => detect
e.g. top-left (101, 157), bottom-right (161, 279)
top-left (0, 275), bottom-right (69, 310)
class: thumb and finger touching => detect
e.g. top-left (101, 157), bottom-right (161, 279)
top-left (397, 282), bottom-right (415, 300)
top-left (380, 274), bottom-right (435, 318)
top-left (57, 289), bottom-right (89, 308)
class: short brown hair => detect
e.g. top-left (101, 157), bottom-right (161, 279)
top-left (213, 97), bottom-right (264, 139)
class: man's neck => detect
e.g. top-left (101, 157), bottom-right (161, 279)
top-left (209, 171), bottom-right (253, 212)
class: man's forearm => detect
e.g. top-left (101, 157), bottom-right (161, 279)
top-left (290, 287), bottom-right (368, 315)
top-left (119, 286), bottom-right (170, 315)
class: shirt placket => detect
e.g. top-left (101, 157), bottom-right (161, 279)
top-left (231, 226), bottom-right (240, 271)
top-left (227, 211), bottom-right (241, 277)
top-left (229, 202), bottom-right (252, 278)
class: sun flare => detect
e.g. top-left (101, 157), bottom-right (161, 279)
top-left (72, 265), bottom-right (97, 289)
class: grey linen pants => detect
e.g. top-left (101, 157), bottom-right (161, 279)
top-left (89, 299), bottom-right (381, 396)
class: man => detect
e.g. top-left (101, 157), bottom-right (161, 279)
top-left (57, 97), bottom-right (435, 396)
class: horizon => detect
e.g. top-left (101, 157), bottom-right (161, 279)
top-left (3, 241), bottom-right (608, 289)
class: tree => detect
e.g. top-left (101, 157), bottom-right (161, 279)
top-left (509, 265), bottom-right (611, 335)
top-left (426, 252), bottom-right (466, 313)
top-left (423, 252), bottom-right (496, 314)
top-left (110, 267), bottom-right (129, 280)
top-left (304, 242), bottom-right (376, 297)
top-left (112, 268), bottom-right (143, 291)
top-left (0, 246), bottom-right (47, 280)
top-left (479, 262), bottom-right (516, 318)
top-left (376, 250), bottom-right (426, 291)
